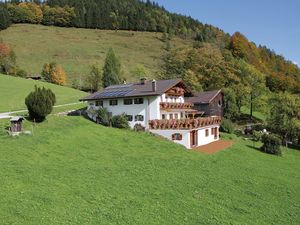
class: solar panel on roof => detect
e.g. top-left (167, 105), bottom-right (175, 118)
top-left (97, 89), bottom-right (132, 98)
top-left (106, 84), bottom-right (133, 89)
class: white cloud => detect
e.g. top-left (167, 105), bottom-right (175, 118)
top-left (292, 61), bottom-right (298, 66)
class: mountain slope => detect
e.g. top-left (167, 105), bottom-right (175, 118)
top-left (0, 24), bottom-right (192, 83)
top-left (0, 74), bottom-right (87, 112)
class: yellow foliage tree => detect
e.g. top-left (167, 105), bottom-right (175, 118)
top-left (51, 64), bottom-right (66, 86)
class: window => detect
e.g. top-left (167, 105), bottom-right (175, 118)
top-left (126, 115), bottom-right (133, 122)
top-left (134, 98), bottom-right (144, 104)
top-left (205, 129), bottom-right (209, 137)
top-left (169, 114), bottom-right (173, 119)
top-left (162, 114), bottom-right (166, 119)
top-left (135, 115), bottom-right (144, 121)
top-left (211, 128), bottom-right (214, 135)
top-left (95, 100), bottom-right (103, 107)
top-left (181, 112), bottom-right (184, 118)
top-left (109, 99), bottom-right (118, 106)
top-left (175, 114), bottom-right (178, 119)
top-left (172, 133), bottom-right (182, 140)
top-left (124, 99), bottom-right (133, 105)
top-left (218, 100), bottom-right (222, 107)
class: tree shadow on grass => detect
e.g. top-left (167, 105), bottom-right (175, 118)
top-left (246, 144), bottom-right (261, 152)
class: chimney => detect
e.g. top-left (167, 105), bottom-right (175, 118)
top-left (152, 80), bottom-right (157, 92)
top-left (140, 78), bottom-right (146, 85)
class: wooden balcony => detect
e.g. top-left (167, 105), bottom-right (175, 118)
top-left (149, 116), bottom-right (222, 130)
top-left (160, 102), bottom-right (194, 110)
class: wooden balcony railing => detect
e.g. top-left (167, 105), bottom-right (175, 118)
top-left (160, 102), bottom-right (194, 110)
top-left (149, 116), bottom-right (221, 130)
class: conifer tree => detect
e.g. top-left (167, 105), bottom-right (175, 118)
top-left (102, 48), bottom-right (121, 88)
top-left (25, 86), bottom-right (56, 122)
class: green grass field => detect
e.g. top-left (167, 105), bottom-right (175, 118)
top-left (0, 116), bottom-right (299, 224)
top-left (0, 74), bottom-right (87, 112)
top-left (0, 24), bottom-right (191, 83)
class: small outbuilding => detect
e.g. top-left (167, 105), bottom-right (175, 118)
top-left (10, 116), bottom-right (25, 133)
top-left (185, 90), bottom-right (224, 117)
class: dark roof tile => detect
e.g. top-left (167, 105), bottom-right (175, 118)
top-left (185, 90), bottom-right (222, 104)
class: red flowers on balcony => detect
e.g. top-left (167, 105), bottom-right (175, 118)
top-left (149, 116), bottom-right (222, 130)
top-left (160, 102), bottom-right (193, 110)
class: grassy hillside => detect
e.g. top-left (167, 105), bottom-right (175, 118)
top-left (0, 74), bottom-right (87, 112)
top-left (0, 116), bottom-right (299, 224)
top-left (0, 24), bottom-right (192, 83)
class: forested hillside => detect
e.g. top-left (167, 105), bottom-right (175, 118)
top-left (0, 0), bottom-right (299, 93)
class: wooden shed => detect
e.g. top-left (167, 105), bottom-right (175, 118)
top-left (185, 90), bottom-right (224, 117)
top-left (10, 116), bottom-right (24, 133)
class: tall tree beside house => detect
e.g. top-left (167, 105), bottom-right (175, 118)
top-left (239, 61), bottom-right (266, 120)
top-left (86, 65), bottom-right (102, 92)
top-left (268, 92), bottom-right (300, 146)
top-left (102, 48), bottom-right (122, 88)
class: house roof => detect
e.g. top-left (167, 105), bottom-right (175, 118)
top-left (10, 116), bottom-right (24, 122)
top-left (185, 90), bottom-right (222, 104)
top-left (80, 79), bottom-right (190, 101)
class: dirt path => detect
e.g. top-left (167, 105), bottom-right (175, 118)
top-left (193, 140), bottom-right (234, 154)
top-left (0, 102), bottom-right (83, 119)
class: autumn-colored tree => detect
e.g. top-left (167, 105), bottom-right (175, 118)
top-left (8, 2), bottom-right (43, 24)
top-left (51, 64), bottom-right (66, 85)
top-left (41, 62), bottom-right (66, 85)
top-left (0, 41), bottom-right (16, 75)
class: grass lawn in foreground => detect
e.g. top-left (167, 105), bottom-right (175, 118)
top-left (0, 116), bottom-right (299, 224)
top-left (0, 74), bottom-right (87, 113)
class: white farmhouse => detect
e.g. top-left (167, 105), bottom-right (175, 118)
top-left (81, 79), bottom-right (221, 149)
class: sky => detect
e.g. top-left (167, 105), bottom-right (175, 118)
top-left (155, 0), bottom-right (300, 66)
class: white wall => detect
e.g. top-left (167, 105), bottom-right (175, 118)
top-left (196, 125), bottom-right (220, 146)
top-left (150, 129), bottom-right (191, 149)
top-left (149, 125), bottom-right (220, 149)
top-left (87, 96), bottom-right (161, 129)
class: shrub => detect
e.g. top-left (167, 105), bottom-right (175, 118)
top-left (25, 86), bottom-right (56, 122)
top-left (16, 69), bottom-right (27, 78)
top-left (134, 123), bottom-right (145, 132)
top-left (252, 130), bottom-right (262, 142)
top-left (97, 107), bottom-right (111, 126)
top-left (220, 119), bottom-right (234, 134)
top-left (111, 114), bottom-right (129, 129)
top-left (261, 134), bottom-right (282, 156)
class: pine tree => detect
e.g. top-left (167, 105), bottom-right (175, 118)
top-left (25, 86), bottom-right (56, 122)
top-left (102, 48), bottom-right (121, 88)
top-left (0, 4), bottom-right (11, 30)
